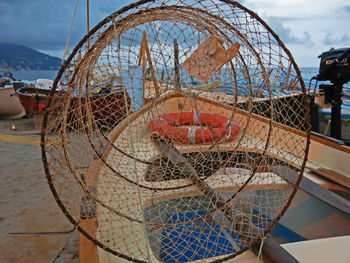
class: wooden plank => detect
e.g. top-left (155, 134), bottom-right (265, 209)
top-left (318, 168), bottom-right (350, 189)
top-left (182, 35), bottom-right (240, 83)
top-left (138, 31), bottom-right (146, 100)
top-left (306, 162), bottom-right (350, 189)
top-left (303, 171), bottom-right (346, 191)
top-left (174, 38), bottom-right (181, 91)
top-left (79, 218), bottom-right (98, 263)
top-left (142, 31), bottom-right (159, 97)
top-left (270, 166), bottom-right (350, 216)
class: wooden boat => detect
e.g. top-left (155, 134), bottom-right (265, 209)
top-left (0, 85), bottom-right (25, 120)
top-left (16, 85), bottom-right (131, 128)
top-left (67, 85), bottom-right (132, 129)
top-left (77, 92), bottom-right (350, 263)
top-left (39, 1), bottom-right (350, 262)
top-left (47, 35), bottom-right (349, 263)
top-left (16, 86), bottom-right (50, 117)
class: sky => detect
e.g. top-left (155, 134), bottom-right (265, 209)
top-left (0, 0), bottom-right (349, 67)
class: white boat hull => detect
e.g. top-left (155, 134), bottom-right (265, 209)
top-left (0, 86), bottom-right (25, 120)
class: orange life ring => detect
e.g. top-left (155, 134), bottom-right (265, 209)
top-left (149, 112), bottom-right (241, 144)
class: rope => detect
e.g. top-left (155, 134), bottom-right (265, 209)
top-left (113, 17), bottom-right (152, 263)
top-left (257, 235), bottom-right (267, 263)
top-left (61, 0), bottom-right (79, 65)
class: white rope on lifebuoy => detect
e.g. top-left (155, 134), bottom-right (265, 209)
top-left (159, 117), bottom-right (168, 124)
top-left (193, 111), bottom-right (200, 124)
top-left (225, 120), bottom-right (232, 139)
top-left (187, 127), bottom-right (197, 144)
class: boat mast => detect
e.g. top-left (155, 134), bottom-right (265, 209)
top-left (87, 0), bottom-right (90, 49)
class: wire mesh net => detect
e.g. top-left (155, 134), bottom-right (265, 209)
top-left (41, 0), bottom-right (310, 262)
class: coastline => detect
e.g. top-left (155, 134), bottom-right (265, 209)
top-left (0, 70), bottom-right (59, 82)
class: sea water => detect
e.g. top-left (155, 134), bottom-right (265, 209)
top-left (0, 70), bottom-right (59, 82)
top-left (0, 68), bottom-right (320, 82)
top-left (2, 67), bottom-right (349, 117)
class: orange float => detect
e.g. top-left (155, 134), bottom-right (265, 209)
top-left (149, 112), bottom-right (241, 144)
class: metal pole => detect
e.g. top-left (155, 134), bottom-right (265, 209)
top-left (330, 81), bottom-right (343, 140)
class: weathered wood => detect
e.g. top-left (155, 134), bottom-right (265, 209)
top-left (271, 166), bottom-right (350, 216)
top-left (174, 38), bottom-right (181, 91)
top-left (182, 35), bottom-right (240, 83)
top-left (138, 31), bottom-right (159, 98)
top-left (138, 32), bottom-right (146, 100)
top-left (142, 31), bottom-right (159, 97)
top-left (306, 164), bottom-right (350, 189)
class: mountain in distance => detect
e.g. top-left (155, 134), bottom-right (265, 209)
top-left (0, 43), bottom-right (61, 71)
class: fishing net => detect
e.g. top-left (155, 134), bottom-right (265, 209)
top-left (41, 0), bottom-right (310, 262)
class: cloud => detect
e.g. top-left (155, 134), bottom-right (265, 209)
top-left (0, 0), bottom-right (347, 68)
top-left (266, 16), bottom-right (313, 46)
top-left (322, 33), bottom-right (350, 46)
top-left (0, 1), bottom-right (129, 54)
top-left (0, 1), bottom-right (84, 51)
top-left (343, 5), bottom-right (350, 13)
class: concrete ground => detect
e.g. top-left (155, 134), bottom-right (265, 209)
top-left (0, 117), bottom-right (79, 263)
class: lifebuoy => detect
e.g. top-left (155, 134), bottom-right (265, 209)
top-left (149, 112), bottom-right (241, 144)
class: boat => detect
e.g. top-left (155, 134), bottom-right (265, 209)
top-left (16, 86), bottom-right (50, 117)
top-left (74, 91), bottom-right (350, 263)
top-left (67, 83), bottom-right (132, 128)
top-left (0, 85), bottom-right (25, 120)
top-left (16, 83), bottom-right (131, 128)
top-left (39, 1), bottom-right (350, 263)
top-left (36, 79), bottom-right (54, 90)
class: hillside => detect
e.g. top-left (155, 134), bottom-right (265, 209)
top-left (0, 43), bottom-right (61, 70)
